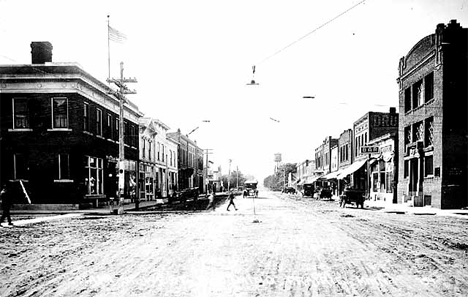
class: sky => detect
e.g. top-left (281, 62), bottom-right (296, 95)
top-left (1, 0), bottom-right (467, 181)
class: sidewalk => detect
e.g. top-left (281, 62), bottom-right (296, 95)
top-left (6, 193), bottom-right (230, 226)
top-left (364, 198), bottom-right (468, 219)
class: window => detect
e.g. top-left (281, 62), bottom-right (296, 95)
top-left (404, 87), bottom-right (411, 112)
top-left (157, 142), bottom-right (160, 161)
top-left (148, 141), bottom-right (152, 161)
top-left (13, 98), bottom-right (30, 129)
top-left (57, 154), bottom-right (70, 180)
top-left (404, 126), bottom-right (411, 145)
top-left (84, 156), bottom-right (103, 195)
top-left (425, 117), bottom-right (434, 147)
top-left (52, 97), bottom-right (68, 128)
top-left (412, 80), bottom-right (423, 109)
top-left (83, 103), bottom-right (89, 131)
top-left (115, 118), bottom-right (119, 141)
top-left (404, 160), bottom-right (409, 178)
top-left (162, 144), bottom-right (165, 162)
top-left (106, 114), bottom-right (112, 139)
top-left (425, 155), bottom-right (434, 177)
top-left (14, 153), bottom-right (28, 180)
top-left (96, 109), bottom-right (102, 136)
top-left (424, 72), bottom-right (434, 102)
top-left (142, 138), bottom-right (146, 158)
top-left (413, 121), bottom-right (423, 142)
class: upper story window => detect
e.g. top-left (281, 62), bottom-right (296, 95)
top-left (115, 118), bottom-right (119, 141)
top-left (412, 80), bottom-right (423, 109)
top-left (424, 72), bottom-right (434, 102)
top-left (413, 121), bottom-right (424, 143)
top-left (13, 98), bottom-right (30, 129)
top-left (106, 114), bottom-right (112, 139)
top-left (425, 117), bottom-right (434, 147)
top-left (96, 108), bottom-right (103, 136)
top-left (52, 97), bottom-right (68, 129)
top-left (404, 126), bottom-right (411, 145)
top-left (404, 87), bottom-right (411, 113)
top-left (83, 103), bottom-right (89, 132)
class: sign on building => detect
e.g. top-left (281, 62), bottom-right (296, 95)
top-left (360, 146), bottom-right (380, 154)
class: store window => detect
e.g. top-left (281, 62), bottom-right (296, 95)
top-left (84, 156), bottom-right (104, 195)
top-left (52, 97), bottom-right (68, 129)
top-left (13, 98), bottom-right (30, 129)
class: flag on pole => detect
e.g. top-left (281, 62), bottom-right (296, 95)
top-left (108, 25), bottom-right (127, 43)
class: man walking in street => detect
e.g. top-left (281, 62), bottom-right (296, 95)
top-left (226, 190), bottom-right (237, 211)
top-left (0, 183), bottom-right (14, 227)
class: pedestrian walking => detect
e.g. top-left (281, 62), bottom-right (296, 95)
top-left (206, 192), bottom-right (216, 211)
top-left (0, 183), bottom-right (14, 227)
top-left (226, 191), bottom-right (237, 211)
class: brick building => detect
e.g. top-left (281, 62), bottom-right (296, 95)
top-left (0, 42), bottom-right (143, 208)
top-left (167, 129), bottom-right (204, 192)
top-left (350, 109), bottom-right (398, 192)
top-left (396, 20), bottom-right (468, 208)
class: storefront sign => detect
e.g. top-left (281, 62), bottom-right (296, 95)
top-left (361, 146), bottom-right (379, 154)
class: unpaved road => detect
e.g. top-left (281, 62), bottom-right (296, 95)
top-left (1, 191), bottom-right (468, 296)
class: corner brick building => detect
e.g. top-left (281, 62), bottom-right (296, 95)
top-left (397, 20), bottom-right (468, 208)
top-left (0, 42), bottom-right (143, 208)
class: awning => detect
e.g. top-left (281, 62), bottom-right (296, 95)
top-left (322, 170), bottom-right (341, 180)
top-left (337, 159), bottom-right (367, 179)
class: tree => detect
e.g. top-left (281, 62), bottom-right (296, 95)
top-left (263, 163), bottom-right (297, 190)
top-left (221, 169), bottom-right (248, 190)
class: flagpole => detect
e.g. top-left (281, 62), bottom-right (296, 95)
top-left (107, 15), bottom-right (111, 81)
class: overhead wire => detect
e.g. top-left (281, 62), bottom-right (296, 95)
top-left (255, 0), bottom-right (368, 69)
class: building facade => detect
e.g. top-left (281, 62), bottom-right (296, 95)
top-left (397, 20), bottom-right (468, 208)
top-left (167, 129), bottom-right (204, 191)
top-left (367, 132), bottom-right (398, 204)
top-left (0, 42), bottom-right (142, 208)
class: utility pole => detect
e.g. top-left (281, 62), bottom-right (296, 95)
top-left (107, 62), bottom-right (137, 213)
top-left (236, 166), bottom-right (239, 189)
top-left (227, 159), bottom-right (232, 191)
top-left (204, 149), bottom-right (213, 194)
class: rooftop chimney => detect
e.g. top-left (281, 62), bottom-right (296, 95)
top-left (389, 107), bottom-right (396, 114)
top-left (31, 42), bottom-right (53, 64)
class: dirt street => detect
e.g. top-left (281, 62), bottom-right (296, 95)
top-left (1, 192), bottom-right (468, 297)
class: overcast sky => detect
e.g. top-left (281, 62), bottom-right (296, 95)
top-left (1, 0), bottom-right (467, 181)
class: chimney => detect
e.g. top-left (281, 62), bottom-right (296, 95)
top-left (31, 42), bottom-right (53, 64)
top-left (389, 107), bottom-right (396, 114)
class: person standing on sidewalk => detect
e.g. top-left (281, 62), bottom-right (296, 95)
top-left (0, 183), bottom-right (14, 227)
top-left (226, 190), bottom-right (237, 211)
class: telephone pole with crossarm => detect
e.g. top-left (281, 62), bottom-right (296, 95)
top-left (107, 62), bottom-right (137, 213)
